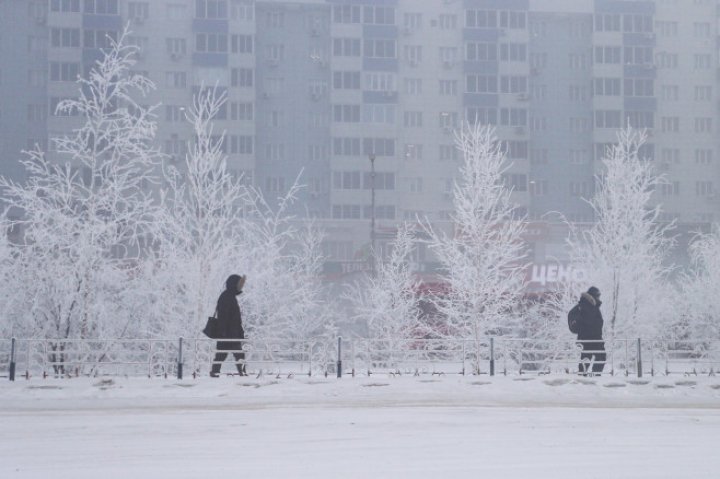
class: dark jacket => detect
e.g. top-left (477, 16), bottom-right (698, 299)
top-left (215, 275), bottom-right (244, 339)
top-left (576, 292), bottom-right (604, 341)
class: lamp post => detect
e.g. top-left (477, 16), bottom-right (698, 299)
top-left (369, 153), bottom-right (376, 278)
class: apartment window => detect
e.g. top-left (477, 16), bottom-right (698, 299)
top-left (530, 180), bottom-right (548, 196)
top-left (27, 104), bottom-right (47, 122)
top-left (439, 144), bottom-right (459, 162)
top-left (404, 78), bottom-right (422, 95)
top-left (128, 2), bottom-right (149, 20)
top-left (362, 6), bottom-right (395, 25)
top-left (126, 35), bottom-right (148, 54)
top-left (622, 14), bottom-right (652, 33)
top-left (333, 38), bottom-right (361, 57)
top-left (165, 71), bottom-right (187, 88)
top-left (229, 135), bottom-right (252, 155)
top-left (403, 111), bottom-right (423, 128)
top-left (625, 111), bottom-right (654, 129)
top-left (594, 46), bottom-right (621, 64)
top-left (594, 78), bottom-right (621, 96)
top-left (196, 33), bottom-right (228, 53)
top-left (230, 102), bottom-right (253, 121)
top-left (406, 177), bottom-right (423, 193)
top-left (364, 205), bottom-right (395, 220)
top-left (230, 0), bottom-right (252, 20)
top-left (655, 21), bottom-right (677, 36)
top-left (28, 36), bottom-right (47, 53)
top-left (364, 172), bottom-right (395, 190)
top-left (231, 35), bottom-right (252, 54)
top-left (503, 174), bottom-right (527, 192)
top-left (466, 10), bottom-right (497, 28)
top-left (693, 22), bottom-right (711, 38)
top-left (501, 76), bottom-right (527, 94)
top-left (531, 85), bottom-right (546, 100)
top-left (660, 85), bottom-right (679, 101)
top-left (694, 117), bottom-right (712, 133)
top-left (568, 85), bottom-right (587, 101)
top-left (364, 73), bottom-right (396, 92)
top-left (265, 177), bottom-right (286, 194)
top-left (308, 145), bottom-right (327, 162)
top-left (569, 53), bottom-right (588, 70)
top-left (439, 80), bottom-right (457, 96)
top-left (466, 42), bottom-right (496, 61)
top-left (440, 112), bottom-right (459, 129)
top-left (504, 141), bottom-right (528, 159)
top-left (166, 3), bottom-right (186, 20)
top-left (570, 181), bottom-right (591, 197)
top-left (363, 138), bottom-right (395, 156)
top-left (695, 181), bottom-right (714, 196)
top-left (624, 46), bottom-right (652, 65)
top-left (439, 47), bottom-right (458, 64)
top-left (570, 117), bottom-right (590, 133)
top-left (84, 30), bottom-right (118, 49)
top-left (333, 71), bottom-right (360, 90)
top-left (530, 116), bottom-right (547, 131)
top-left (230, 68), bottom-right (253, 87)
top-left (84, 0), bottom-right (118, 15)
top-left (404, 13), bottom-right (422, 30)
top-left (655, 52), bottom-right (678, 69)
top-left (695, 86), bottom-right (712, 101)
top-left (695, 149), bottom-right (713, 164)
top-left (530, 20), bottom-right (547, 37)
top-left (624, 79), bottom-right (654, 97)
top-left (659, 181), bottom-right (680, 196)
top-left (466, 75), bottom-right (497, 93)
top-left (333, 105), bottom-right (361, 123)
top-left (595, 110), bottom-right (621, 129)
top-left (51, 0), bottom-right (80, 12)
top-left (332, 5), bottom-right (360, 24)
top-left (165, 105), bottom-right (185, 122)
top-left (49, 97), bottom-right (78, 117)
top-left (50, 62), bottom-right (80, 82)
top-left (499, 11), bottom-right (526, 29)
top-left (195, 0), bottom-right (227, 19)
top-left (28, 70), bottom-right (47, 87)
top-left (500, 43), bottom-right (526, 62)
top-left (362, 104), bottom-right (395, 124)
top-left (404, 45), bottom-right (422, 65)
top-left (530, 149), bottom-right (548, 165)
top-left (661, 148), bottom-right (680, 164)
top-left (363, 39), bottom-right (396, 58)
top-left (499, 108), bottom-right (527, 127)
top-left (439, 14), bottom-right (457, 30)
top-left (594, 13), bottom-right (620, 32)
top-left (265, 144), bottom-right (285, 161)
top-left (333, 171), bottom-right (361, 190)
top-left (466, 107), bottom-right (498, 125)
top-left (661, 117), bottom-right (679, 132)
top-left (530, 52), bottom-right (547, 69)
top-left (166, 38), bottom-right (187, 56)
top-left (694, 54), bottom-right (711, 70)
top-left (51, 28), bottom-right (80, 48)
top-left (569, 149), bottom-right (589, 165)
top-left (333, 137), bottom-right (361, 156)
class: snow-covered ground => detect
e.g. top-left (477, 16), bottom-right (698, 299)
top-left (2, 374), bottom-right (719, 478)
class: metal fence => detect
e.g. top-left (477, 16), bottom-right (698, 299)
top-left (2, 336), bottom-right (719, 380)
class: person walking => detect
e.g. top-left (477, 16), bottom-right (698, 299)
top-left (576, 286), bottom-right (606, 375)
top-left (210, 274), bottom-right (247, 377)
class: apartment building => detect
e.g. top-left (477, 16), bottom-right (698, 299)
top-left (0, 0), bottom-right (719, 277)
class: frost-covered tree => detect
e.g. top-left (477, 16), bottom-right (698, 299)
top-left (677, 227), bottom-right (720, 339)
top-left (0, 31), bottom-right (160, 340)
top-left (563, 127), bottom-right (675, 340)
top-left (345, 223), bottom-right (424, 342)
top-left (423, 123), bottom-right (528, 342)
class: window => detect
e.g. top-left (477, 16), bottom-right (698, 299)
top-left (624, 79), bottom-right (654, 97)
top-left (364, 73), bottom-right (395, 92)
top-left (196, 33), bottom-right (228, 53)
top-left (230, 0), bottom-right (253, 21)
top-left (265, 144), bottom-right (285, 161)
top-left (333, 71), bottom-right (360, 90)
top-left (440, 112), bottom-right (459, 129)
top-left (661, 117), bottom-right (679, 133)
top-left (467, 108), bottom-right (497, 125)
top-left (230, 68), bottom-right (253, 87)
top-left (50, 62), bottom-right (80, 81)
top-left (265, 44), bottom-right (284, 62)
top-left (569, 181), bottom-right (591, 197)
top-left (694, 54), bottom-right (711, 70)
top-left (466, 42), bottom-right (496, 61)
top-left (364, 39), bottom-right (396, 58)
top-left (503, 174), bottom-right (527, 192)
top-left (265, 177), bottom-right (286, 194)
top-left (466, 10), bottom-right (497, 28)
top-left (695, 86), bottom-right (712, 101)
top-left (499, 43), bottom-right (526, 62)
top-left (439, 14), bottom-right (457, 30)
top-left (660, 85), bottom-right (679, 101)
top-left (406, 177), bottom-right (423, 193)
top-left (333, 105), bottom-right (361, 123)
top-left (624, 46), bottom-right (652, 65)
top-left (364, 172), bottom-right (395, 190)
top-left (84, 30), bottom-right (118, 49)
top-left (51, 0), bottom-right (80, 12)
top-left (403, 111), bottom-right (423, 128)
top-left (439, 80), bottom-right (457, 96)
top-left (661, 148), bottom-right (680, 164)
top-left (595, 110), bottom-right (621, 129)
top-left (333, 38), bottom-right (361, 57)
top-left (569, 149), bottom-right (589, 165)
top-left (659, 181), bottom-right (680, 196)
top-left (594, 46), bottom-right (621, 64)
top-left (404, 45), bottom-right (422, 65)
top-left (332, 5), bottom-right (360, 24)
top-left (49, 97), bottom-right (79, 117)
top-left (364, 205), bottom-right (395, 220)
top-left (530, 180), bottom-right (548, 196)
top-left (229, 102), bottom-right (253, 121)
top-left (622, 14), bottom-right (652, 33)
top-left (439, 47), bottom-right (458, 64)
top-left (570, 117), bottom-right (590, 133)
top-left (166, 38), bottom-right (187, 56)
top-left (504, 141), bottom-right (528, 159)
top-left (166, 3), bottom-right (186, 20)
top-left (195, 0), bottom-right (227, 19)
top-left (363, 6), bottom-right (394, 25)
top-left (333, 137), bottom-right (361, 156)
top-left (404, 13), bottom-right (422, 30)
top-left (499, 11), bottom-right (526, 29)
top-left (333, 171), bottom-right (361, 190)
top-left (594, 14), bottom-right (620, 32)
top-left (362, 104), bottom-right (395, 124)
top-left (568, 53), bottom-right (588, 70)
top-left (84, 0), bottom-right (118, 15)
top-left (228, 135), bottom-right (253, 155)
top-left (439, 144), bottom-right (459, 162)
top-left (128, 2), bottom-right (149, 20)
top-left (363, 138), bottom-right (395, 157)
top-left (695, 149), bottom-right (713, 164)
top-left (655, 52), bottom-right (678, 69)
top-left (165, 105), bottom-right (185, 122)
top-left (404, 78), bottom-right (422, 95)
top-left (27, 104), bottom-right (47, 122)
top-left (28, 70), bottom-right (47, 87)
top-left (530, 149), bottom-right (548, 165)
top-left (694, 22), bottom-right (711, 38)
top-left (499, 108), bottom-right (527, 127)
top-left (501, 76), bottom-right (527, 94)
top-left (694, 117), bottom-right (712, 133)
top-left (594, 78), bottom-right (621, 96)
top-left (231, 35), bottom-right (252, 54)
top-left (308, 145), bottom-right (327, 162)
top-left (695, 181), bottom-right (714, 196)
top-left (51, 28), bottom-right (80, 48)
top-left (165, 71), bottom-right (187, 88)
top-left (655, 21), bottom-right (678, 37)
top-left (466, 75), bottom-right (497, 93)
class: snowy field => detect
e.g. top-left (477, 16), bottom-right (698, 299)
top-left (2, 375), bottom-right (720, 479)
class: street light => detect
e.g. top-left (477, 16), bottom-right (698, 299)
top-left (369, 153), bottom-right (376, 278)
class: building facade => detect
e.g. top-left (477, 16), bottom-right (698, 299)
top-left (1, 0), bottom-right (719, 277)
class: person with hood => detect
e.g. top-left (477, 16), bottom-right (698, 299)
top-left (576, 286), bottom-right (606, 375)
top-left (210, 274), bottom-right (247, 377)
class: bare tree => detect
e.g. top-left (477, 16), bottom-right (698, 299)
top-left (0, 31), bottom-right (160, 341)
top-left (422, 123), bottom-right (528, 344)
top-left (564, 127), bottom-right (676, 340)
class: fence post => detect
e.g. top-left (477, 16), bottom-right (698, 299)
top-left (489, 337), bottom-right (495, 377)
top-left (637, 338), bottom-right (643, 378)
top-left (336, 336), bottom-right (342, 378)
top-left (177, 338), bottom-right (184, 380)
top-left (9, 338), bottom-right (16, 382)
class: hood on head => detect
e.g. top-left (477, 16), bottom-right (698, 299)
top-left (580, 291), bottom-right (599, 306)
top-left (225, 274), bottom-right (242, 292)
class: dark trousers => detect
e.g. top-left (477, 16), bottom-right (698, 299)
top-left (211, 340), bottom-right (246, 375)
top-left (579, 341), bottom-right (606, 374)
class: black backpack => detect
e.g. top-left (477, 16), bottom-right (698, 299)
top-left (567, 304), bottom-right (582, 334)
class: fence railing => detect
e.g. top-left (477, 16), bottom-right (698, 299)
top-left (2, 337), bottom-right (718, 380)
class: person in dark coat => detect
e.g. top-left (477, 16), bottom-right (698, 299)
top-left (210, 274), bottom-right (247, 377)
top-left (576, 286), bottom-right (606, 375)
